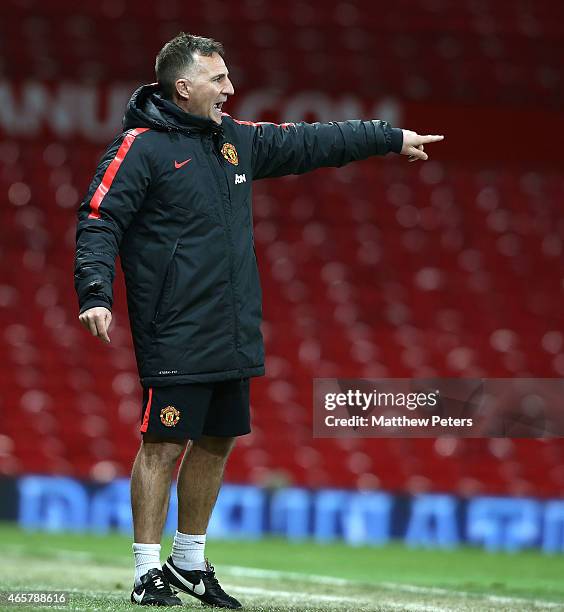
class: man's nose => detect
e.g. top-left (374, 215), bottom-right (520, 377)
top-left (224, 77), bottom-right (235, 95)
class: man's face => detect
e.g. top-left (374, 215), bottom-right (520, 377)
top-left (177, 52), bottom-right (235, 124)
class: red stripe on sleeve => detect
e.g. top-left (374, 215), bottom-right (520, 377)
top-left (88, 127), bottom-right (150, 220)
top-left (140, 387), bottom-right (153, 433)
top-left (222, 112), bottom-right (294, 129)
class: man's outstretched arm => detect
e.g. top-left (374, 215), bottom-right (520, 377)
top-left (239, 118), bottom-right (444, 180)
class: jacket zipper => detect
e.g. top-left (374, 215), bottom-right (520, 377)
top-left (151, 239), bottom-right (179, 330)
top-left (204, 136), bottom-right (241, 366)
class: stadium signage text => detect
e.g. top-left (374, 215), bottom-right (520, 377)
top-left (1, 476), bottom-right (562, 554)
top-left (0, 82), bottom-right (400, 142)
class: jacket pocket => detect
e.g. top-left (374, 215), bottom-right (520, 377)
top-left (151, 240), bottom-right (180, 330)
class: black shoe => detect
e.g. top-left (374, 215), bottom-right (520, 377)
top-left (131, 568), bottom-right (183, 606)
top-left (163, 557), bottom-right (242, 609)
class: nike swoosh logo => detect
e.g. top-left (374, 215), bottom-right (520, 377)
top-left (132, 589), bottom-right (145, 603)
top-left (165, 561), bottom-right (206, 596)
top-left (174, 158), bottom-right (192, 169)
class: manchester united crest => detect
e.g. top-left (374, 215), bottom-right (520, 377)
top-left (160, 405), bottom-right (180, 427)
top-left (221, 142), bottom-right (239, 166)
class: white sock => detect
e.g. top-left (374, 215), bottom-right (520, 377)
top-left (133, 542), bottom-right (162, 586)
top-left (171, 531), bottom-right (207, 570)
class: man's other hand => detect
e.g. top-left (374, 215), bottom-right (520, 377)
top-left (401, 130), bottom-right (444, 162)
top-left (79, 306), bottom-right (112, 343)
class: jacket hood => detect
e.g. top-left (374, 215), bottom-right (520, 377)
top-left (123, 83), bottom-right (223, 136)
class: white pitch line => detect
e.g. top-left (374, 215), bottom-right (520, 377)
top-left (223, 565), bottom-right (350, 585)
top-left (226, 584), bottom-right (365, 604)
top-left (19, 551), bottom-right (564, 609)
top-left (381, 582), bottom-right (564, 609)
top-left (378, 602), bottom-right (455, 612)
top-left (222, 565), bottom-right (564, 609)
top-left (228, 585), bottom-right (452, 612)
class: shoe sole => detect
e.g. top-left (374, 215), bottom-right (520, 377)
top-left (131, 595), bottom-right (182, 606)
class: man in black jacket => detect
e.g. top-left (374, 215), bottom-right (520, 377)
top-left (75, 33), bottom-right (443, 607)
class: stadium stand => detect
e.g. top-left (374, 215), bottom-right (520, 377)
top-left (0, 0), bottom-right (562, 498)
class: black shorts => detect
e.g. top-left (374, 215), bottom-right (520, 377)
top-left (139, 379), bottom-right (250, 440)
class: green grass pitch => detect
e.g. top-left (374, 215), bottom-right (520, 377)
top-left (1, 522), bottom-right (563, 611)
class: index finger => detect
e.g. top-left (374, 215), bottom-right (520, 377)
top-left (94, 315), bottom-right (111, 344)
top-left (418, 135), bottom-right (444, 144)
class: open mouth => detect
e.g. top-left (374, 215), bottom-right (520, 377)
top-left (213, 102), bottom-right (224, 112)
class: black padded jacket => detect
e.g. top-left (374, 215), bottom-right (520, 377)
top-left (74, 83), bottom-right (403, 386)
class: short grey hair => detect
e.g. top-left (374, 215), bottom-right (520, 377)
top-left (155, 32), bottom-right (225, 99)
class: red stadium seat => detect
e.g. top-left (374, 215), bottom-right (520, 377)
top-left (1, 0), bottom-right (563, 495)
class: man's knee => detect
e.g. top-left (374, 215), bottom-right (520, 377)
top-left (140, 435), bottom-right (187, 466)
top-left (193, 435), bottom-right (235, 459)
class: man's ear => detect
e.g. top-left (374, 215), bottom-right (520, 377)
top-left (175, 78), bottom-right (191, 101)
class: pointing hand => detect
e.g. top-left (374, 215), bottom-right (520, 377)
top-left (401, 130), bottom-right (445, 162)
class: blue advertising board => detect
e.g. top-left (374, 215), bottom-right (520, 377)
top-left (0, 476), bottom-right (562, 553)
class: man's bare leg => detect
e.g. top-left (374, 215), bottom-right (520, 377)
top-left (129, 436), bottom-right (186, 605)
top-left (162, 436), bottom-right (242, 608)
top-left (131, 435), bottom-right (187, 543)
top-left (177, 435), bottom-right (235, 534)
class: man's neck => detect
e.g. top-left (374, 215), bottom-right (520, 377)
top-left (171, 97), bottom-right (190, 114)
